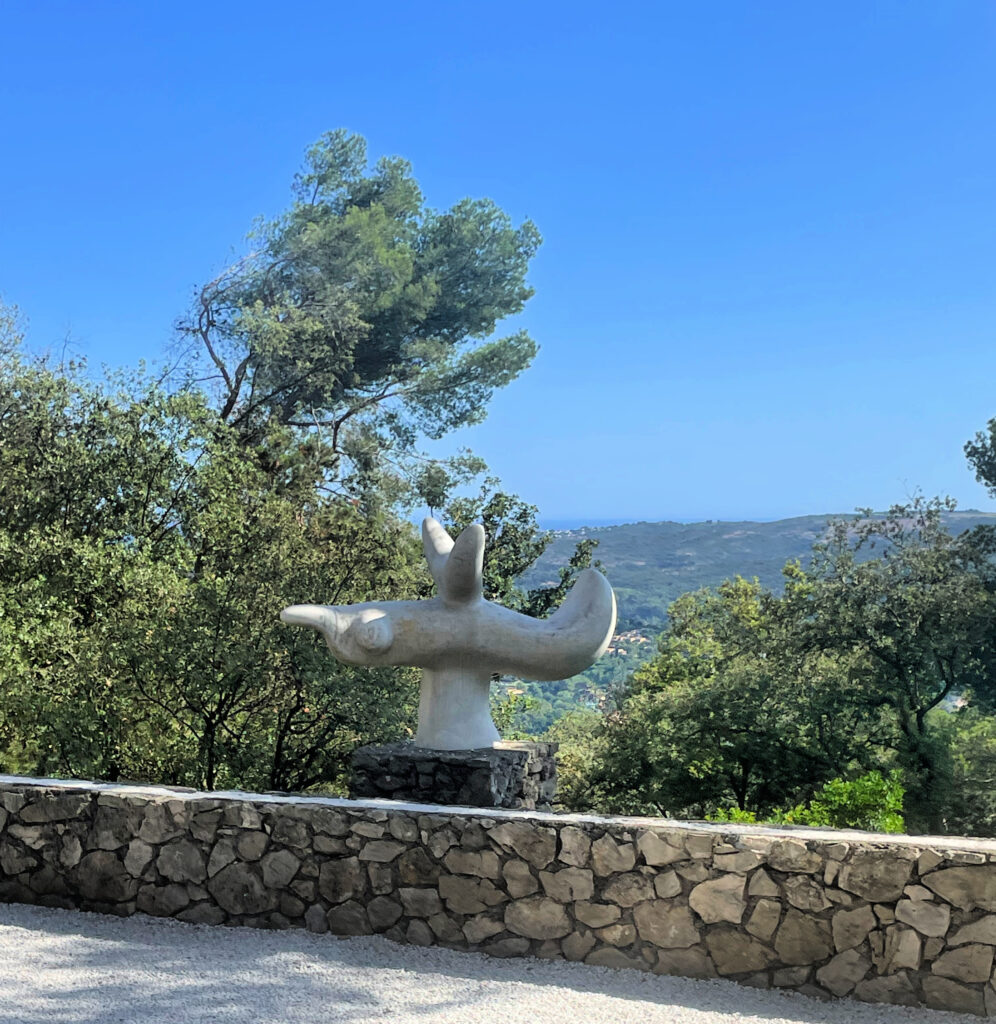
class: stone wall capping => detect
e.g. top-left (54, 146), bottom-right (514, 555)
top-left (3, 774), bottom-right (994, 853)
top-left (3, 773), bottom-right (996, 1017)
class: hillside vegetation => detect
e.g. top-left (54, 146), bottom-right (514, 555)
top-left (523, 511), bottom-right (996, 630)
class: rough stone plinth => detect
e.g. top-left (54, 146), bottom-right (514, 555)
top-left (348, 741), bottom-right (557, 810)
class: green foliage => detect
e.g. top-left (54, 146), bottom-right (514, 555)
top-left (781, 497), bottom-right (996, 832)
top-left (585, 577), bottom-right (883, 819)
top-left (708, 771), bottom-right (906, 833)
top-left (779, 771), bottom-right (906, 833)
top-left (179, 129), bottom-right (540, 508)
top-left (557, 499), bottom-right (996, 837)
top-left (0, 342), bottom-right (425, 790)
top-left (926, 707), bottom-right (996, 837)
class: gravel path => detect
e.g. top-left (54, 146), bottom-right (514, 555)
top-left (0, 903), bottom-right (980, 1024)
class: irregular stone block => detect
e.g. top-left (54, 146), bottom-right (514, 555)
top-left (59, 835), bottom-right (83, 870)
top-left (400, 887), bottom-right (443, 917)
top-left (774, 909), bottom-right (832, 965)
top-left (367, 895), bottom-right (403, 930)
top-left (633, 902), bottom-right (699, 949)
top-left (591, 835), bottom-right (636, 876)
top-left (558, 826), bottom-right (591, 868)
top-left (783, 875), bottom-right (831, 913)
top-left (327, 899), bottom-right (372, 936)
top-left (269, 817), bottom-right (309, 849)
top-left (768, 840), bottom-right (821, 874)
top-left (575, 902), bottom-right (620, 928)
top-left (636, 831), bottom-right (684, 868)
top-left (880, 925), bottom-right (921, 974)
top-left (713, 851), bottom-right (762, 874)
top-left (562, 929), bottom-right (596, 961)
top-left (853, 971), bottom-right (918, 1006)
top-left (398, 848), bottom-right (438, 886)
top-left (705, 928), bottom-right (777, 975)
top-left (816, 948), bottom-right (870, 997)
top-left (483, 937), bottom-right (531, 958)
top-left (207, 863), bottom-right (277, 916)
top-left (463, 913), bottom-right (505, 944)
top-left (443, 848), bottom-right (500, 879)
top-left (747, 868), bottom-right (779, 897)
top-left (772, 966), bottom-right (811, 987)
top-left (676, 862), bottom-right (709, 882)
top-left (138, 803), bottom-right (183, 845)
top-left (654, 871), bottom-right (680, 899)
top-left (502, 858), bottom-right (539, 898)
top-left (922, 975), bottom-right (987, 1016)
top-left (837, 849), bottom-right (914, 902)
top-left (654, 946), bottom-right (716, 979)
top-left (504, 897), bottom-right (571, 940)
top-left (894, 897), bottom-right (950, 936)
top-left (539, 866), bottom-right (593, 903)
top-left (357, 840), bottom-right (406, 863)
top-left (123, 839), bottom-right (154, 878)
top-left (930, 943), bottom-right (994, 983)
top-left (178, 903), bottom-right (226, 926)
top-left (75, 850), bottom-right (137, 903)
top-left (689, 874), bottom-right (746, 924)
top-left (831, 904), bottom-right (876, 952)
top-left (137, 883), bottom-right (190, 917)
top-left (684, 834), bottom-right (713, 859)
top-left (235, 831), bottom-right (268, 861)
top-left (318, 857), bottom-right (366, 904)
top-left (745, 899), bottom-right (781, 943)
top-left (156, 840), bottom-right (207, 884)
top-left (489, 821), bottom-right (556, 869)
top-left (428, 912), bottom-right (463, 943)
top-left (349, 821), bottom-right (385, 839)
top-left (948, 914), bottom-right (996, 946)
top-left (922, 866), bottom-right (996, 911)
top-left (20, 792), bottom-right (90, 823)
top-left (602, 872), bottom-right (654, 907)
top-left (438, 874), bottom-right (505, 915)
top-left (261, 849), bottom-right (300, 889)
top-left (596, 922), bottom-right (636, 946)
top-left (406, 919), bottom-right (434, 946)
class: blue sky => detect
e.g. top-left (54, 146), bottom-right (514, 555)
top-left (2, 2), bottom-right (995, 523)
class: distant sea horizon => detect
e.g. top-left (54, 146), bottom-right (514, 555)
top-left (539, 508), bottom-right (994, 531)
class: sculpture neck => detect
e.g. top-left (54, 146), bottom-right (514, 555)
top-left (413, 666), bottom-right (500, 751)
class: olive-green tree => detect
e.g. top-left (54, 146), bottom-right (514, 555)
top-left (179, 129), bottom-right (540, 508)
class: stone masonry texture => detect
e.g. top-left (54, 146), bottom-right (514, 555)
top-left (349, 741), bottom-right (558, 810)
top-left (1, 774), bottom-right (995, 1016)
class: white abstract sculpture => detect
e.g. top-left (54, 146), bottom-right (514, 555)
top-left (280, 518), bottom-right (617, 750)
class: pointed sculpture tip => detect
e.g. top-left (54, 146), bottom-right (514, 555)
top-left (280, 604), bottom-right (333, 631)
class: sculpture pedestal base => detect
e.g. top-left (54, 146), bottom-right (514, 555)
top-left (349, 741), bottom-right (558, 810)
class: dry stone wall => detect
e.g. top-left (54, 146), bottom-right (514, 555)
top-left (1, 774), bottom-right (995, 1016)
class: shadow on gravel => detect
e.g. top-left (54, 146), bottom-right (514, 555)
top-left (0, 904), bottom-right (973, 1024)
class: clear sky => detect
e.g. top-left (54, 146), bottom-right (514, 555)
top-left (2, 2), bottom-right (995, 523)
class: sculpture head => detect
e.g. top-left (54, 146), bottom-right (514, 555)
top-left (281, 517), bottom-right (616, 748)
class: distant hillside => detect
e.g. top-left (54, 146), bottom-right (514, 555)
top-left (523, 511), bottom-right (996, 630)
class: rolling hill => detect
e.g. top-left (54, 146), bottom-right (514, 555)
top-left (522, 510), bottom-right (996, 631)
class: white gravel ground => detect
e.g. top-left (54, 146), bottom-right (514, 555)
top-left (0, 903), bottom-right (982, 1024)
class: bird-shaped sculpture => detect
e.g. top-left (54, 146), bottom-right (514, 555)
top-left (281, 517), bottom-right (617, 750)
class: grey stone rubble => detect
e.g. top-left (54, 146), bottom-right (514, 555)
top-left (1, 774), bottom-right (995, 1017)
top-left (349, 740), bottom-right (558, 810)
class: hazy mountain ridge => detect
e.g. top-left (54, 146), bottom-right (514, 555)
top-left (524, 511), bottom-right (996, 630)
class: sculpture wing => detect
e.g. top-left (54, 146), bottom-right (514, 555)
top-left (422, 518), bottom-right (484, 607)
top-left (421, 517), bottom-right (454, 590)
